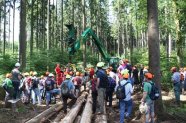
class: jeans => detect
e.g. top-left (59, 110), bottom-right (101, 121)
top-left (97, 88), bottom-right (106, 113)
top-left (46, 89), bottom-right (61, 106)
top-left (174, 82), bottom-right (181, 103)
top-left (145, 100), bottom-right (154, 123)
top-left (119, 99), bottom-right (133, 123)
top-left (31, 88), bottom-right (41, 105)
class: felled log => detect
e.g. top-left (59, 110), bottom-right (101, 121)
top-left (26, 102), bottom-right (63, 123)
top-left (95, 100), bottom-right (107, 123)
top-left (80, 92), bottom-right (92, 123)
top-left (95, 115), bottom-right (107, 123)
top-left (60, 92), bottom-right (88, 123)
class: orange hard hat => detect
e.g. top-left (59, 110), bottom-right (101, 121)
top-left (144, 73), bottom-right (154, 79)
top-left (76, 72), bottom-right (80, 76)
top-left (45, 71), bottom-right (50, 76)
top-left (123, 73), bottom-right (129, 79)
top-left (124, 59), bottom-right (129, 63)
top-left (171, 67), bottom-right (177, 72)
top-left (6, 73), bottom-right (12, 78)
top-left (69, 71), bottom-right (74, 75)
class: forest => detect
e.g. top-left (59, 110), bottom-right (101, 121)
top-left (0, 0), bottom-right (186, 123)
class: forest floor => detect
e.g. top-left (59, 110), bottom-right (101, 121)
top-left (0, 89), bottom-right (186, 123)
top-left (106, 89), bottom-right (186, 123)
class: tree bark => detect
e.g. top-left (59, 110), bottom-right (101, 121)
top-left (30, 0), bottom-right (34, 59)
top-left (60, 92), bottom-right (88, 123)
top-left (3, 0), bottom-right (6, 57)
top-left (80, 93), bottom-right (92, 123)
top-left (60, 0), bottom-right (63, 52)
top-left (26, 102), bottom-right (63, 123)
top-left (147, 0), bottom-right (164, 117)
top-left (19, 0), bottom-right (27, 70)
top-left (82, 0), bottom-right (86, 68)
top-left (12, 0), bottom-right (15, 53)
top-left (173, 0), bottom-right (184, 67)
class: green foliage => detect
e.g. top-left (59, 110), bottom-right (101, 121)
top-left (28, 49), bottom-right (69, 74)
top-left (0, 54), bottom-right (17, 75)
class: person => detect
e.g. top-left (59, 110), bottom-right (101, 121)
top-left (73, 72), bottom-right (82, 97)
top-left (139, 64), bottom-right (144, 85)
top-left (61, 74), bottom-right (76, 114)
top-left (96, 62), bottom-right (108, 114)
top-left (31, 71), bottom-right (41, 105)
top-left (132, 65), bottom-right (139, 85)
top-left (171, 67), bottom-right (181, 106)
top-left (180, 68), bottom-right (185, 95)
top-left (91, 75), bottom-right (98, 114)
top-left (45, 73), bottom-right (56, 107)
top-left (3, 73), bottom-right (14, 107)
top-left (106, 68), bottom-right (116, 107)
top-left (116, 72), bottom-right (133, 123)
top-left (11, 62), bottom-right (21, 99)
top-left (89, 67), bottom-right (95, 79)
top-left (55, 64), bottom-right (63, 86)
top-left (39, 75), bottom-right (45, 99)
top-left (20, 72), bottom-right (32, 104)
top-left (141, 72), bottom-right (155, 123)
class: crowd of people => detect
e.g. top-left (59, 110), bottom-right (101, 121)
top-left (2, 60), bottom-right (186, 123)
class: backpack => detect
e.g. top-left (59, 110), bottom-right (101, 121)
top-left (149, 82), bottom-right (160, 100)
top-left (45, 79), bottom-right (53, 91)
top-left (116, 81), bottom-right (129, 99)
top-left (61, 81), bottom-right (70, 96)
top-left (2, 80), bottom-right (8, 91)
top-left (108, 77), bottom-right (116, 89)
top-left (91, 78), bottom-right (97, 92)
top-left (31, 78), bottom-right (39, 89)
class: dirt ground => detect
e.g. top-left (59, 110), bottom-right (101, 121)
top-left (0, 101), bottom-right (48, 123)
top-left (106, 89), bottom-right (186, 123)
top-left (0, 89), bottom-right (186, 123)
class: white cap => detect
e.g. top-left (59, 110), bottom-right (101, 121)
top-left (15, 63), bottom-right (20, 67)
top-left (48, 73), bottom-right (54, 77)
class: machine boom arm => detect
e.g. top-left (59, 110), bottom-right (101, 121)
top-left (75, 28), bottom-right (110, 61)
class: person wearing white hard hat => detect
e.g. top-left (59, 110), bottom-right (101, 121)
top-left (45, 73), bottom-right (56, 107)
top-left (11, 62), bottom-right (21, 99)
top-left (31, 71), bottom-right (41, 105)
top-left (96, 62), bottom-right (108, 114)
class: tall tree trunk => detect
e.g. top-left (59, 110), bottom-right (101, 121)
top-left (61, 0), bottom-right (63, 52)
top-left (173, 0), bottom-right (183, 67)
top-left (47, 0), bottom-right (50, 50)
top-left (3, 0), bottom-right (6, 57)
top-left (147, 0), bottom-right (164, 117)
top-left (12, 0), bottom-right (15, 53)
top-left (19, 0), bottom-right (27, 70)
top-left (8, 6), bottom-right (10, 46)
top-left (36, 0), bottom-right (39, 50)
top-left (30, 0), bottom-right (34, 59)
top-left (0, 5), bottom-right (1, 53)
top-left (82, 0), bottom-right (86, 68)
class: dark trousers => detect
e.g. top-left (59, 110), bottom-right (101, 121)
top-left (106, 88), bottom-right (114, 106)
top-left (12, 81), bottom-right (20, 99)
top-left (62, 94), bottom-right (76, 113)
top-left (92, 91), bottom-right (98, 113)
